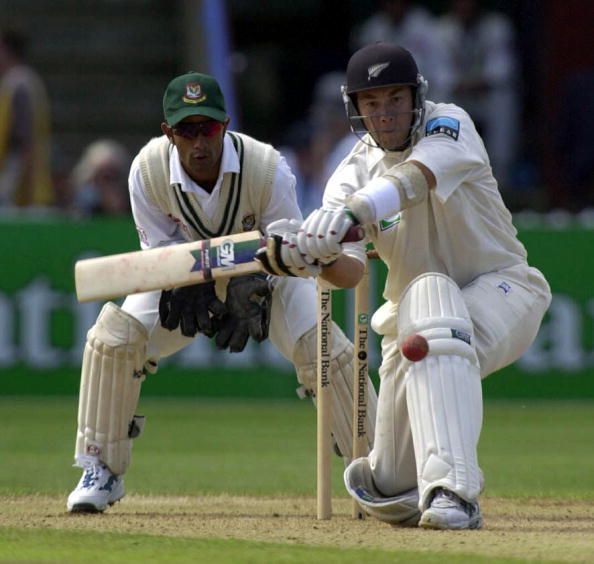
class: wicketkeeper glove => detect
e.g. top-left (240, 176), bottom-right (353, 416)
top-left (159, 281), bottom-right (226, 338)
top-left (215, 274), bottom-right (273, 353)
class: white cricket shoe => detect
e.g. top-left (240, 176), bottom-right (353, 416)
top-left (419, 488), bottom-right (482, 530)
top-left (67, 462), bottom-right (125, 513)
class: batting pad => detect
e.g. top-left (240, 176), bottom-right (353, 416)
top-left (75, 302), bottom-right (149, 475)
top-left (344, 457), bottom-right (420, 525)
top-left (294, 324), bottom-right (377, 462)
top-left (398, 273), bottom-right (482, 508)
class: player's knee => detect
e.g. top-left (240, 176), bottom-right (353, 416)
top-left (293, 323), bottom-right (353, 395)
top-left (90, 302), bottom-right (149, 350)
top-left (88, 302), bottom-right (159, 374)
top-left (292, 323), bottom-right (353, 394)
top-left (344, 457), bottom-right (420, 526)
top-left (292, 324), bottom-right (376, 461)
top-left (292, 322), bottom-right (352, 368)
top-left (397, 273), bottom-right (478, 365)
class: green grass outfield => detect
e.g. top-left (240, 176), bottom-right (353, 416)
top-left (1, 397), bottom-right (594, 562)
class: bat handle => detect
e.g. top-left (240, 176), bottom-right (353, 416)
top-left (342, 225), bottom-right (365, 243)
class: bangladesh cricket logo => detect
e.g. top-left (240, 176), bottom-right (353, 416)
top-left (183, 82), bottom-right (206, 104)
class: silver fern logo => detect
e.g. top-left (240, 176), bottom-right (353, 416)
top-left (368, 62), bottom-right (390, 80)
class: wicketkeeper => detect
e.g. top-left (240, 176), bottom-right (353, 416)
top-left (260, 43), bottom-right (551, 529)
top-left (67, 72), bottom-right (378, 513)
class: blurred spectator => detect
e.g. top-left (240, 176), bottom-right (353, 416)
top-left (310, 72), bottom-right (358, 189)
top-left (70, 140), bottom-right (131, 216)
top-left (0, 27), bottom-right (54, 207)
top-left (438, 0), bottom-right (520, 189)
top-left (281, 72), bottom-right (359, 215)
top-left (280, 122), bottom-right (321, 216)
top-left (351, 0), bottom-right (453, 102)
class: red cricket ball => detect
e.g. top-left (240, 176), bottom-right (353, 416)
top-left (401, 334), bottom-right (429, 362)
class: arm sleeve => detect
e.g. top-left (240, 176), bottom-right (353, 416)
top-left (408, 106), bottom-right (488, 202)
top-left (260, 154), bottom-right (304, 232)
top-left (128, 156), bottom-right (185, 249)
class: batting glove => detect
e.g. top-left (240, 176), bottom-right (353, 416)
top-left (255, 218), bottom-right (321, 278)
top-left (296, 207), bottom-right (354, 264)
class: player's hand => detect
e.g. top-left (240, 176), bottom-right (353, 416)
top-left (255, 218), bottom-right (321, 278)
top-left (296, 207), bottom-right (355, 264)
top-left (215, 274), bottom-right (273, 353)
top-left (159, 281), bottom-right (226, 338)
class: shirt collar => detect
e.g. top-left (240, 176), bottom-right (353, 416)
top-left (365, 135), bottom-right (413, 171)
top-left (169, 133), bottom-right (240, 195)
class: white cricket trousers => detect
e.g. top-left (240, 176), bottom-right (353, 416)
top-left (369, 264), bottom-right (551, 495)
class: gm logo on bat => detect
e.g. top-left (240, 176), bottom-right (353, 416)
top-left (217, 240), bottom-right (236, 269)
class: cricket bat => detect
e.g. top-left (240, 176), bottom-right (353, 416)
top-left (75, 227), bottom-right (364, 303)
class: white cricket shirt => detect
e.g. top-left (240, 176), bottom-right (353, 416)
top-left (324, 101), bottom-right (528, 303)
top-left (128, 133), bottom-right (302, 249)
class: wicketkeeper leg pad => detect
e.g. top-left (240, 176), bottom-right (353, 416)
top-left (293, 324), bottom-right (377, 461)
top-left (344, 457), bottom-right (420, 525)
top-left (75, 302), bottom-right (149, 475)
top-left (398, 273), bottom-right (483, 509)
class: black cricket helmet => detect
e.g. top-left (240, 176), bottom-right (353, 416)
top-left (342, 42), bottom-right (428, 150)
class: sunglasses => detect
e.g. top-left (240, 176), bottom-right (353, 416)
top-left (172, 120), bottom-right (224, 139)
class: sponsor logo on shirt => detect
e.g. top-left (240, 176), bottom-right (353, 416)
top-left (379, 214), bottom-right (401, 231)
top-left (425, 116), bottom-right (460, 141)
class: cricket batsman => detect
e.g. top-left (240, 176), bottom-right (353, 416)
top-left (259, 43), bottom-right (551, 529)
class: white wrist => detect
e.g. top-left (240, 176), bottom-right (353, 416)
top-left (348, 177), bottom-right (401, 224)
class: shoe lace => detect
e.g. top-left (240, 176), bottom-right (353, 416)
top-left (81, 464), bottom-right (101, 488)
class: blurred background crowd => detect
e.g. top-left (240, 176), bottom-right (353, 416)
top-left (1, 0), bottom-right (593, 217)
